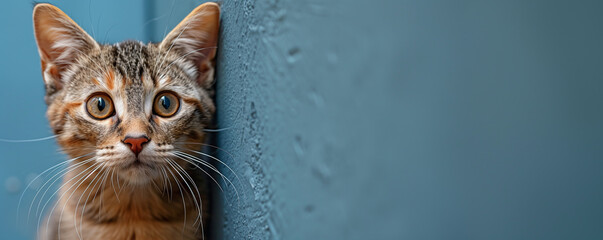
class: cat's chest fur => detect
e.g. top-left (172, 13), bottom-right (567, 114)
top-left (42, 176), bottom-right (206, 240)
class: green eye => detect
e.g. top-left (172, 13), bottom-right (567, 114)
top-left (153, 92), bottom-right (180, 117)
top-left (86, 93), bottom-right (114, 119)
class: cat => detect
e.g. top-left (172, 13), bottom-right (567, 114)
top-left (32, 2), bottom-right (219, 239)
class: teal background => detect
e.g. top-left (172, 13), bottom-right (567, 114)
top-left (2, 0), bottom-right (603, 239)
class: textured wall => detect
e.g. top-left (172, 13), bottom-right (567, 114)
top-left (214, 0), bottom-right (406, 238)
top-left (214, 0), bottom-right (603, 239)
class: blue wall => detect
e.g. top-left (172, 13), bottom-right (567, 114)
top-left (3, 0), bottom-right (603, 239)
top-left (213, 0), bottom-right (603, 239)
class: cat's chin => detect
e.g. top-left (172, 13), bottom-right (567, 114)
top-left (117, 161), bottom-right (160, 185)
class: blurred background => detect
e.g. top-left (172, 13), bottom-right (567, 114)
top-left (2, 0), bottom-right (603, 239)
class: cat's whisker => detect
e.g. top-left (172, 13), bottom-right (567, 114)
top-left (166, 158), bottom-right (204, 234)
top-left (174, 151), bottom-right (241, 205)
top-left (176, 146), bottom-right (242, 186)
top-left (172, 151), bottom-right (226, 193)
top-left (177, 152), bottom-right (242, 209)
top-left (165, 159), bottom-right (202, 222)
top-left (173, 150), bottom-right (225, 180)
top-left (18, 152), bottom-right (94, 223)
top-left (202, 126), bottom-right (232, 132)
top-left (52, 162), bottom-right (104, 234)
top-left (164, 163), bottom-right (189, 234)
top-left (47, 161), bottom-right (102, 238)
top-left (31, 157), bottom-right (94, 214)
top-left (174, 141), bottom-right (236, 161)
top-left (158, 165), bottom-right (168, 197)
top-left (173, 147), bottom-right (241, 200)
top-left (162, 165), bottom-right (174, 200)
top-left (74, 168), bottom-right (103, 239)
top-left (158, 165), bottom-right (166, 197)
top-left (169, 153), bottom-right (220, 231)
top-left (174, 141), bottom-right (239, 171)
top-left (97, 167), bottom-right (111, 218)
top-left (28, 156), bottom-right (95, 223)
top-left (76, 164), bottom-right (109, 239)
top-left (28, 159), bottom-right (88, 222)
top-left (110, 168), bottom-right (120, 202)
top-left (0, 134), bottom-right (57, 143)
top-left (54, 163), bottom-right (102, 240)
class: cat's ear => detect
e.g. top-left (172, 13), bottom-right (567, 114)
top-left (159, 2), bottom-right (220, 88)
top-left (33, 3), bottom-right (99, 97)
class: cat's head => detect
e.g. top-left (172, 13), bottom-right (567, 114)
top-left (32, 3), bottom-right (220, 184)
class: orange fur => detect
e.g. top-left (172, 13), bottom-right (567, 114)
top-left (105, 70), bottom-right (115, 90)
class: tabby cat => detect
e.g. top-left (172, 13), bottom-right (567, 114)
top-left (32, 2), bottom-right (219, 239)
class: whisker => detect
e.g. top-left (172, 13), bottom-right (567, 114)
top-left (202, 126), bottom-right (232, 133)
top-left (110, 168), bottom-right (120, 203)
top-left (166, 158), bottom-right (204, 233)
top-left (172, 152), bottom-right (226, 192)
top-left (46, 162), bottom-right (101, 238)
top-left (0, 135), bottom-right (57, 143)
top-left (18, 152), bottom-right (94, 223)
top-left (97, 167), bottom-right (111, 219)
top-left (166, 160), bottom-right (202, 215)
top-left (164, 163), bottom-right (188, 234)
top-left (172, 144), bottom-right (243, 203)
top-left (158, 166), bottom-right (170, 199)
top-left (180, 148), bottom-right (242, 186)
top-left (75, 165), bottom-right (108, 239)
top-left (30, 157), bottom-right (95, 223)
top-left (174, 151), bottom-right (240, 202)
top-left (173, 141), bottom-right (237, 164)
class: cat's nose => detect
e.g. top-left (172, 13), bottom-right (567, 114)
top-left (122, 135), bottom-right (150, 156)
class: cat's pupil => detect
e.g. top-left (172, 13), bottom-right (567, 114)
top-left (160, 96), bottom-right (170, 109)
top-left (97, 97), bottom-right (105, 111)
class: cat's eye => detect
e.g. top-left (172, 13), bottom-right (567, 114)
top-left (153, 92), bottom-right (180, 117)
top-left (86, 93), bottom-right (115, 120)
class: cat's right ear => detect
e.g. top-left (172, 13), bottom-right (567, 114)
top-left (33, 4), bottom-right (99, 98)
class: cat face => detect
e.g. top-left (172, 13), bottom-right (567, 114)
top-left (33, 3), bottom-right (220, 184)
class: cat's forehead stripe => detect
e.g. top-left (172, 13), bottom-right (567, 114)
top-left (105, 70), bottom-right (115, 90)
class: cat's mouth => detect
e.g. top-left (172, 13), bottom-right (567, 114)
top-left (123, 158), bottom-right (154, 170)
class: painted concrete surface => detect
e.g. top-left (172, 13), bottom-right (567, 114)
top-left (213, 0), bottom-right (603, 239)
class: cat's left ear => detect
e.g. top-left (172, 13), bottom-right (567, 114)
top-left (159, 2), bottom-right (220, 89)
top-left (33, 3), bottom-right (99, 98)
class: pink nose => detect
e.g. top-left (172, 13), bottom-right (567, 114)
top-left (122, 136), bottom-right (149, 156)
